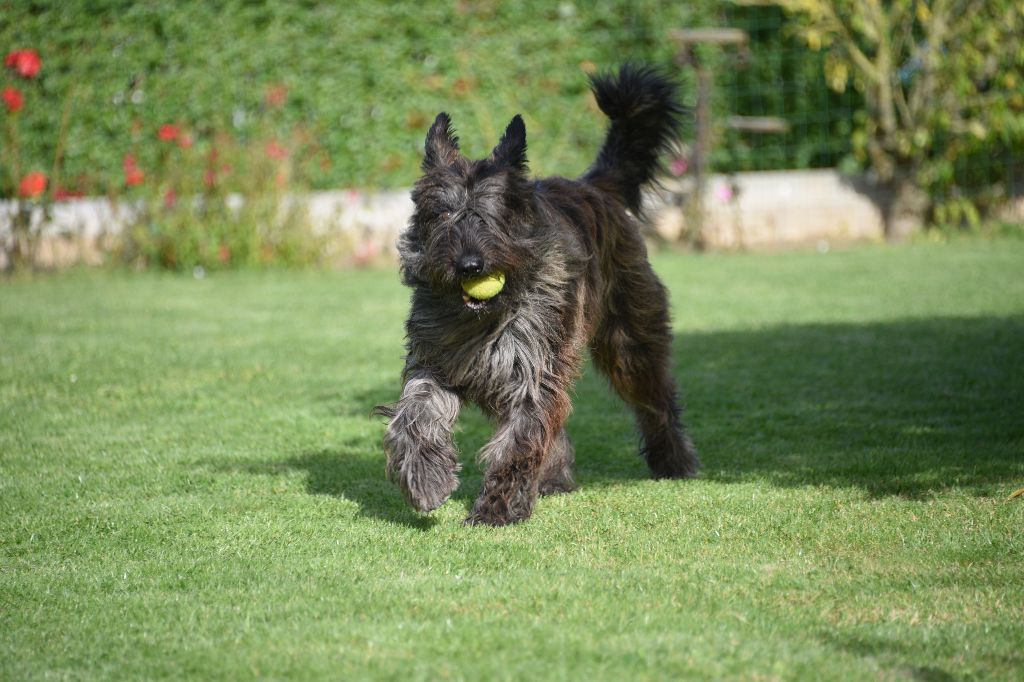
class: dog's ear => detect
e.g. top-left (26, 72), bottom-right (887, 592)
top-left (423, 112), bottom-right (461, 170)
top-left (491, 115), bottom-right (528, 172)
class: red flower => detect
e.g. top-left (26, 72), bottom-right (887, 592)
top-left (4, 49), bottom-right (41, 79)
top-left (265, 140), bottom-right (288, 161)
top-left (163, 188), bottom-right (178, 208)
top-left (158, 124), bottom-right (181, 142)
top-left (217, 244), bottom-right (231, 264)
top-left (177, 133), bottom-right (194, 149)
top-left (18, 171), bottom-right (47, 198)
top-left (2, 87), bottom-right (23, 113)
top-left (265, 84), bottom-right (288, 108)
top-left (125, 167), bottom-right (145, 186)
top-left (123, 154), bottom-right (145, 186)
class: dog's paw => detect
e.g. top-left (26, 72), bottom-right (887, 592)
top-left (464, 494), bottom-right (532, 527)
top-left (388, 452), bottom-right (460, 513)
top-left (645, 430), bottom-right (700, 480)
top-left (464, 508), bottom-right (518, 527)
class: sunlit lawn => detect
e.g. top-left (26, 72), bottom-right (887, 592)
top-left (2, 238), bottom-right (1022, 680)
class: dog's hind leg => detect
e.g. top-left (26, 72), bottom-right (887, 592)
top-left (591, 266), bottom-right (700, 480)
top-left (377, 368), bottom-right (462, 512)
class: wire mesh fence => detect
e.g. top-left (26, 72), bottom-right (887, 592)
top-left (661, 1), bottom-right (1022, 237)
top-left (678, 3), bottom-right (1019, 187)
top-left (709, 4), bottom-right (864, 173)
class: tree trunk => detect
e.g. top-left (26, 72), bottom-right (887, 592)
top-left (883, 172), bottom-right (929, 242)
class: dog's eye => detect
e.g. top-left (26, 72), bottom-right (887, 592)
top-left (438, 210), bottom-right (453, 222)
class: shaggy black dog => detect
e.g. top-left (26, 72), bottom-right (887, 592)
top-left (376, 64), bottom-right (699, 525)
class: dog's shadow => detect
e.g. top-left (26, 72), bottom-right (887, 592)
top-left (250, 400), bottom-right (644, 529)
top-left (282, 446), bottom-right (448, 529)
top-left (219, 444), bottom-right (460, 529)
top-left (227, 313), bottom-right (1024, 526)
top-left (267, 403), bottom-right (496, 528)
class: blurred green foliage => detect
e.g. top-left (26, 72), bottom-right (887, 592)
top-left (1, 0), bottom-right (857, 194)
top-left (763, 0), bottom-right (1024, 230)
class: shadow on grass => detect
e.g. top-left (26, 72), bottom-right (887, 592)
top-left (577, 314), bottom-right (1022, 498)
top-left (225, 444), bottom-right (474, 529)
top-left (289, 440), bottom-right (492, 528)
top-left (667, 314), bottom-right (1024, 498)
top-left (819, 629), bottom-right (1021, 681)
top-left (282, 446), bottom-right (446, 529)
top-left (239, 314), bottom-right (1022, 520)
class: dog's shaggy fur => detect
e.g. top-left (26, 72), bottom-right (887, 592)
top-left (376, 64), bottom-right (699, 525)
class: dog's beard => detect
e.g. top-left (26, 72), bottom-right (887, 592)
top-left (400, 219), bottom-right (535, 316)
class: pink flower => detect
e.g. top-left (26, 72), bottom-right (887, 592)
top-left (264, 140), bottom-right (288, 161)
top-left (158, 124), bottom-right (181, 142)
top-left (353, 239), bottom-right (381, 267)
top-left (3, 87), bottom-right (24, 113)
top-left (19, 171), bottom-right (47, 198)
top-left (4, 49), bottom-right (41, 79)
top-left (163, 188), bottom-right (178, 208)
top-left (177, 133), bottom-right (194, 149)
top-left (714, 183), bottom-right (734, 203)
top-left (669, 157), bottom-right (689, 176)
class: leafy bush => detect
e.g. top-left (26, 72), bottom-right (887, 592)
top-left (4, 0), bottom-right (1016, 254)
top-left (762, 0), bottom-right (1024, 237)
top-left (1, 0), bottom-right (851, 196)
top-left (1, 43), bottom-right (324, 271)
top-left (114, 106), bottom-right (325, 271)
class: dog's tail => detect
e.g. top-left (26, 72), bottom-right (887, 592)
top-left (583, 63), bottom-right (685, 216)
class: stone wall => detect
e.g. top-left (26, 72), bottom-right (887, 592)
top-left (649, 169), bottom-right (886, 249)
top-left (2, 170), bottom-right (900, 268)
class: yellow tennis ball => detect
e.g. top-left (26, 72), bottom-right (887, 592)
top-left (461, 271), bottom-right (506, 300)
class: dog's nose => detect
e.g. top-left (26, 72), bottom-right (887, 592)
top-left (457, 255), bottom-right (485, 276)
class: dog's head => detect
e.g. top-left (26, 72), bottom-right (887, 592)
top-left (398, 113), bottom-right (539, 314)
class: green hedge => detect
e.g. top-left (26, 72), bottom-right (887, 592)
top-left (2, 1), bottom-right (855, 195)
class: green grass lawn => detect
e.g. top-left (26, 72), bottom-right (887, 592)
top-left (2, 239), bottom-right (1022, 680)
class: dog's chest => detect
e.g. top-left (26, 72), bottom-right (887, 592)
top-left (411, 308), bottom-right (553, 409)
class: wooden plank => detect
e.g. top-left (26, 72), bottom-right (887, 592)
top-left (726, 116), bottom-right (790, 134)
top-left (669, 28), bottom-right (748, 47)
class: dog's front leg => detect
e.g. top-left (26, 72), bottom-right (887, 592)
top-left (381, 370), bottom-right (462, 513)
top-left (467, 401), bottom-right (566, 526)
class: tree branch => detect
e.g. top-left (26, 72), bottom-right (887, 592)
top-left (819, 1), bottom-right (883, 84)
